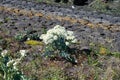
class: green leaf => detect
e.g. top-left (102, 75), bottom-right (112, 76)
top-left (42, 51), bottom-right (54, 58)
top-left (60, 51), bottom-right (77, 64)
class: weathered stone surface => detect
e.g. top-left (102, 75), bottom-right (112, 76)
top-left (0, 0), bottom-right (120, 52)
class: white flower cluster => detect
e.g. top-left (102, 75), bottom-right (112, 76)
top-left (7, 59), bottom-right (21, 70)
top-left (40, 25), bottom-right (77, 45)
top-left (6, 50), bottom-right (28, 70)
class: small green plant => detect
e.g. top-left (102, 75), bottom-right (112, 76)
top-left (0, 49), bottom-right (30, 80)
top-left (15, 30), bottom-right (40, 42)
top-left (88, 55), bottom-right (99, 66)
top-left (14, 33), bottom-right (27, 42)
top-left (111, 52), bottom-right (120, 58)
top-left (40, 25), bottom-right (77, 63)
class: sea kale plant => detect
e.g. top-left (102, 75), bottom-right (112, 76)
top-left (0, 49), bottom-right (29, 80)
top-left (40, 25), bottom-right (77, 63)
top-left (15, 30), bottom-right (40, 42)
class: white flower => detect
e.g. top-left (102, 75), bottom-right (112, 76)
top-left (41, 33), bottom-right (56, 45)
top-left (7, 60), bottom-right (15, 67)
top-left (13, 60), bottom-right (20, 66)
top-left (13, 65), bottom-right (19, 70)
top-left (65, 42), bottom-right (69, 46)
top-left (71, 39), bottom-right (77, 43)
top-left (27, 38), bottom-right (30, 40)
top-left (67, 31), bottom-right (74, 36)
top-left (66, 36), bottom-right (75, 40)
top-left (52, 25), bottom-right (67, 36)
top-left (46, 34), bottom-right (54, 40)
top-left (72, 6), bottom-right (75, 9)
top-left (43, 34), bottom-right (54, 44)
top-left (40, 25), bottom-right (77, 45)
top-left (54, 25), bottom-right (65, 30)
top-left (53, 35), bottom-right (58, 40)
top-left (47, 29), bottom-right (54, 34)
top-left (40, 34), bottom-right (46, 39)
top-left (75, 60), bottom-right (78, 63)
top-left (1, 50), bottom-right (8, 57)
top-left (20, 50), bottom-right (27, 57)
top-left (13, 59), bottom-right (21, 70)
top-left (46, 38), bottom-right (54, 44)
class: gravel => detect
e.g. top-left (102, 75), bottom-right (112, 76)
top-left (0, 0), bottom-right (120, 24)
top-left (0, 0), bottom-right (120, 52)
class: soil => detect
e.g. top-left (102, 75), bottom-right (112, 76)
top-left (0, 0), bottom-right (120, 80)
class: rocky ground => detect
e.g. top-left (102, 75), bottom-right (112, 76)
top-left (0, 0), bottom-right (120, 80)
top-left (0, 0), bottom-right (120, 52)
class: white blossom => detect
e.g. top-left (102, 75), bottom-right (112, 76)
top-left (47, 29), bottom-right (54, 34)
top-left (13, 65), bottom-right (19, 70)
top-left (65, 42), bottom-right (69, 46)
top-left (42, 34), bottom-right (54, 44)
top-left (7, 60), bottom-right (15, 67)
top-left (48, 25), bottom-right (67, 37)
top-left (20, 50), bottom-right (27, 57)
top-left (53, 35), bottom-right (58, 40)
top-left (54, 25), bottom-right (65, 30)
top-left (13, 59), bottom-right (21, 70)
top-left (75, 60), bottom-right (78, 63)
top-left (7, 59), bottom-right (21, 70)
top-left (72, 6), bottom-right (75, 9)
top-left (27, 38), bottom-right (30, 40)
top-left (40, 25), bottom-right (77, 45)
top-left (40, 34), bottom-right (46, 39)
top-left (13, 60), bottom-right (20, 66)
top-left (1, 50), bottom-right (8, 57)
top-left (67, 31), bottom-right (74, 36)
top-left (71, 39), bottom-right (77, 43)
top-left (46, 38), bottom-right (54, 44)
top-left (66, 36), bottom-right (75, 40)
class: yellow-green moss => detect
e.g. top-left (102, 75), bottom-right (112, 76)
top-left (25, 40), bottom-right (44, 46)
